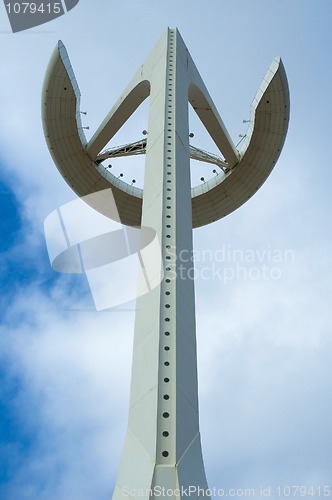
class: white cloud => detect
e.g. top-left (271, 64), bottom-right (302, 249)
top-left (1, 281), bottom-right (134, 498)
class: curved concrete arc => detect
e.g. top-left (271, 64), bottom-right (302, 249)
top-left (42, 41), bottom-right (144, 227)
top-left (43, 36), bottom-right (289, 229)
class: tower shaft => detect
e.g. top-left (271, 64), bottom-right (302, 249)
top-left (112, 29), bottom-right (208, 500)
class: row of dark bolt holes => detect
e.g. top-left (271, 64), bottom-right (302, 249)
top-left (161, 38), bottom-right (174, 460)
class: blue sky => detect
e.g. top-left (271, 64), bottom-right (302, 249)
top-left (1, 0), bottom-right (332, 498)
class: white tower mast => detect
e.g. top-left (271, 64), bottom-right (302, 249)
top-left (42, 28), bottom-right (289, 500)
top-left (105, 29), bottom-right (214, 497)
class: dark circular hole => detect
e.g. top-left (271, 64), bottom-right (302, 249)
top-left (162, 451), bottom-right (169, 457)
top-left (164, 346), bottom-right (170, 351)
top-left (165, 304), bottom-right (170, 308)
top-left (165, 331), bottom-right (170, 336)
top-left (164, 394), bottom-right (170, 400)
top-left (163, 412), bottom-right (170, 418)
top-left (165, 318), bottom-right (170, 322)
top-left (163, 431), bottom-right (169, 437)
top-left (164, 377), bottom-right (170, 382)
top-left (164, 361), bottom-right (170, 366)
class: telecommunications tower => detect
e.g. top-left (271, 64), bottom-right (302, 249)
top-left (43, 29), bottom-right (289, 499)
